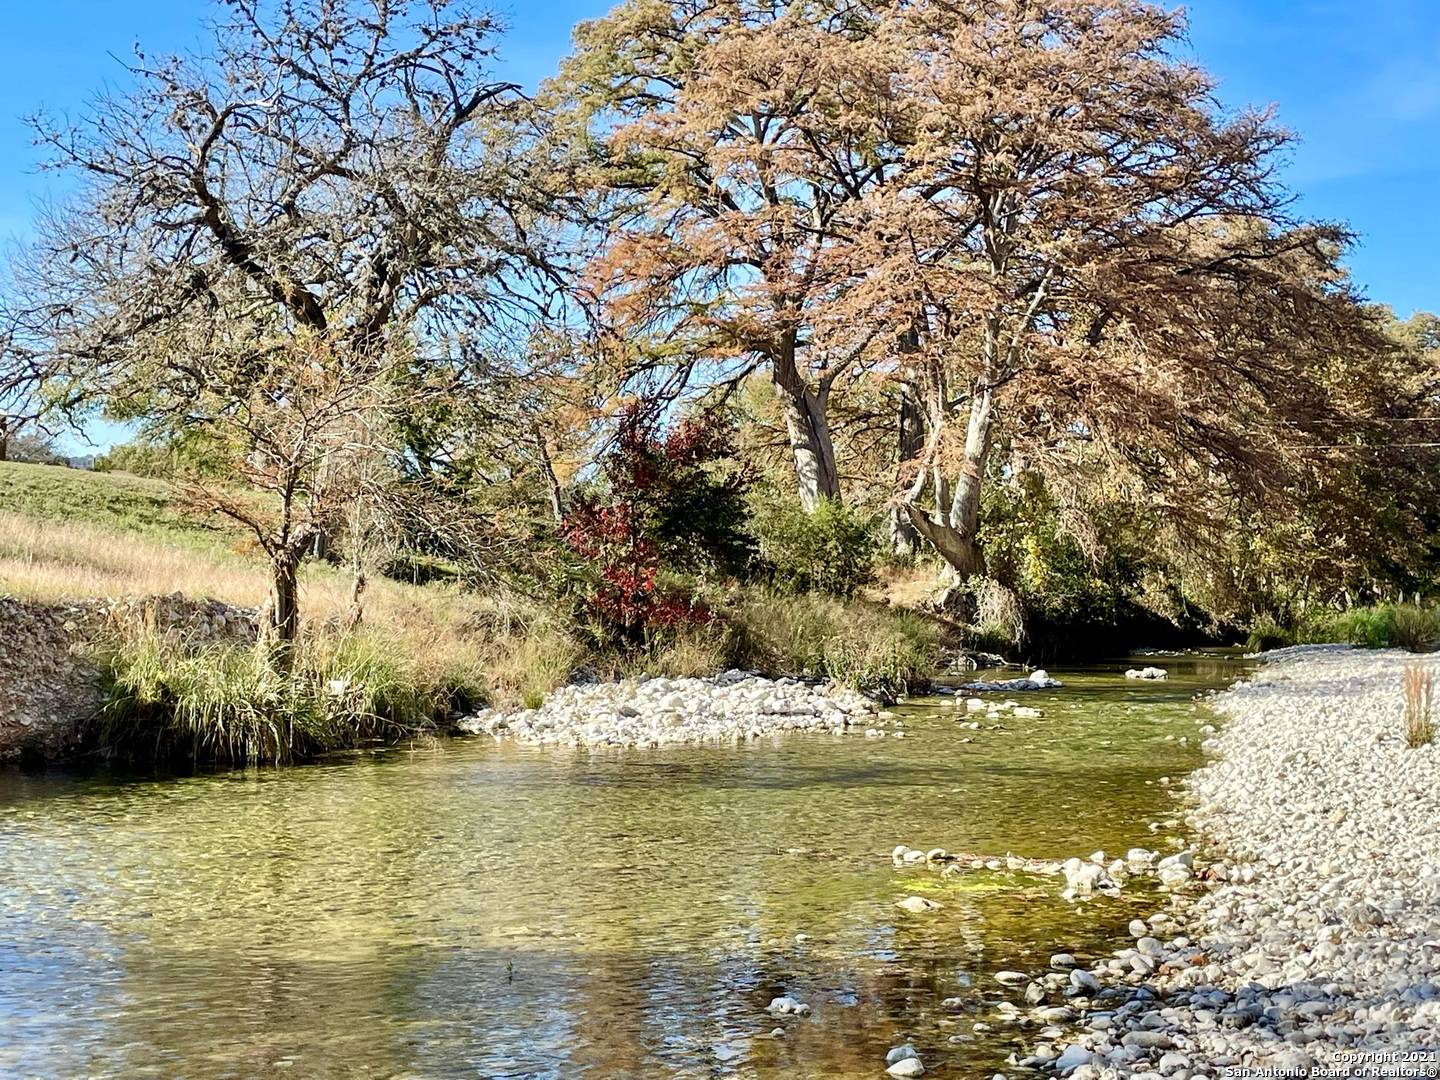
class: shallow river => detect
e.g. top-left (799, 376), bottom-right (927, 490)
top-left (0, 654), bottom-right (1244, 1079)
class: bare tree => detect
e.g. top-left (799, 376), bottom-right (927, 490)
top-left (6, 0), bottom-right (561, 645)
top-left (174, 329), bottom-right (400, 656)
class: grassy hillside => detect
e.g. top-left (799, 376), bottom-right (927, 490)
top-left (0, 461), bottom-right (507, 706)
top-left (0, 461), bottom-right (227, 545)
top-left (0, 461), bottom-right (415, 620)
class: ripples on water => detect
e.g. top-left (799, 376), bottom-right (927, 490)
top-left (0, 655), bottom-right (1245, 1078)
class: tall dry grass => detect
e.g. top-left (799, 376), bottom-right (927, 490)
top-left (0, 511), bottom-right (269, 605)
top-left (0, 509), bottom-right (564, 709)
top-left (1, 509), bottom-right (450, 637)
top-left (1403, 663), bottom-right (1436, 748)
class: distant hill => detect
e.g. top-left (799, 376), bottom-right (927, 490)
top-left (0, 460), bottom-right (231, 546)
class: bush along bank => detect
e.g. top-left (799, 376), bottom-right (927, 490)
top-left (1246, 602), bottom-right (1440, 653)
top-left (95, 626), bottom-right (484, 766)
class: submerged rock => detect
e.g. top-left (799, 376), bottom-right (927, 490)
top-left (957, 668), bottom-right (1061, 692)
top-left (766, 995), bottom-right (810, 1016)
top-left (896, 895), bottom-right (943, 913)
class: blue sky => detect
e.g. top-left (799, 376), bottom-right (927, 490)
top-left (1, 0), bottom-right (1436, 449)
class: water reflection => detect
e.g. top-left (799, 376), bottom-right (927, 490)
top-left (0, 654), bottom-right (1245, 1077)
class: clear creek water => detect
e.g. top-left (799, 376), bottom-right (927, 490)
top-left (0, 653), bottom-right (1244, 1078)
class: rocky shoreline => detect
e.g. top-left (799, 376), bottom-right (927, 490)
top-left (999, 646), bottom-right (1440, 1078)
top-left (456, 671), bottom-right (887, 748)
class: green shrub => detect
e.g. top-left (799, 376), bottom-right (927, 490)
top-left (978, 475), bottom-right (1145, 630)
top-left (1392, 604), bottom-right (1440, 652)
top-left (749, 495), bottom-right (879, 597)
top-left (1292, 603), bottom-right (1439, 651)
top-left (1245, 614), bottom-right (1296, 653)
top-left (93, 431), bottom-right (229, 480)
top-left (1319, 605), bottom-right (1397, 649)
top-left (729, 591), bottom-right (941, 697)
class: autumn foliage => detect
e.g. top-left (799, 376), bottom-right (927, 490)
top-left (562, 498), bottom-right (709, 643)
top-left (560, 410), bottom-right (749, 643)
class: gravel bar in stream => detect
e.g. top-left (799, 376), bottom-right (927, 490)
top-left (455, 671), bottom-right (884, 748)
top-left (1021, 645), bottom-right (1440, 1078)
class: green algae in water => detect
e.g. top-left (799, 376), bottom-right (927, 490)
top-left (0, 652), bottom-right (1243, 1078)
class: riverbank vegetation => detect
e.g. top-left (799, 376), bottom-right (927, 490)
top-left (0, 460), bottom-right (940, 763)
top-left (1246, 603), bottom-right (1440, 653)
top-left (1, 0), bottom-right (1437, 762)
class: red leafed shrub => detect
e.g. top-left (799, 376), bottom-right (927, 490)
top-left (562, 495), bottom-right (710, 644)
top-left (610, 412), bottom-right (727, 492)
top-left (560, 407), bottom-right (750, 643)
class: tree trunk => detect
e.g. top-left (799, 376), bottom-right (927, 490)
top-left (904, 504), bottom-right (985, 577)
top-left (266, 552), bottom-right (302, 667)
top-left (906, 382), bottom-right (994, 578)
top-left (772, 339), bottom-right (840, 511)
top-left (947, 381), bottom-right (994, 551)
top-left (890, 379), bottom-right (923, 555)
top-left (533, 423), bottom-right (565, 524)
top-left (346, 567), bottom-right (367, 630)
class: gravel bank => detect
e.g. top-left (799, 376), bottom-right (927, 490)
top-left (456, 671), bottom-right (884, 748)
top-left (1023, 646), bottom-right (1440, 1078)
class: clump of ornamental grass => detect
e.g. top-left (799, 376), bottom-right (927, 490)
top-left (625, 618), bottom-right (740, 680)
top-left (1403, 663), bottom-right (1436, 748)
top-left (98, 633), bottom-right (331, 764)
top-left (1393, 604), bottom-right (1440, 653)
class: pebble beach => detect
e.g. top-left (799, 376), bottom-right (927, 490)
top-left (455, 671), bottom-right (883, 748)
top-left (1022, 646), bottom-right (1440, 1078)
